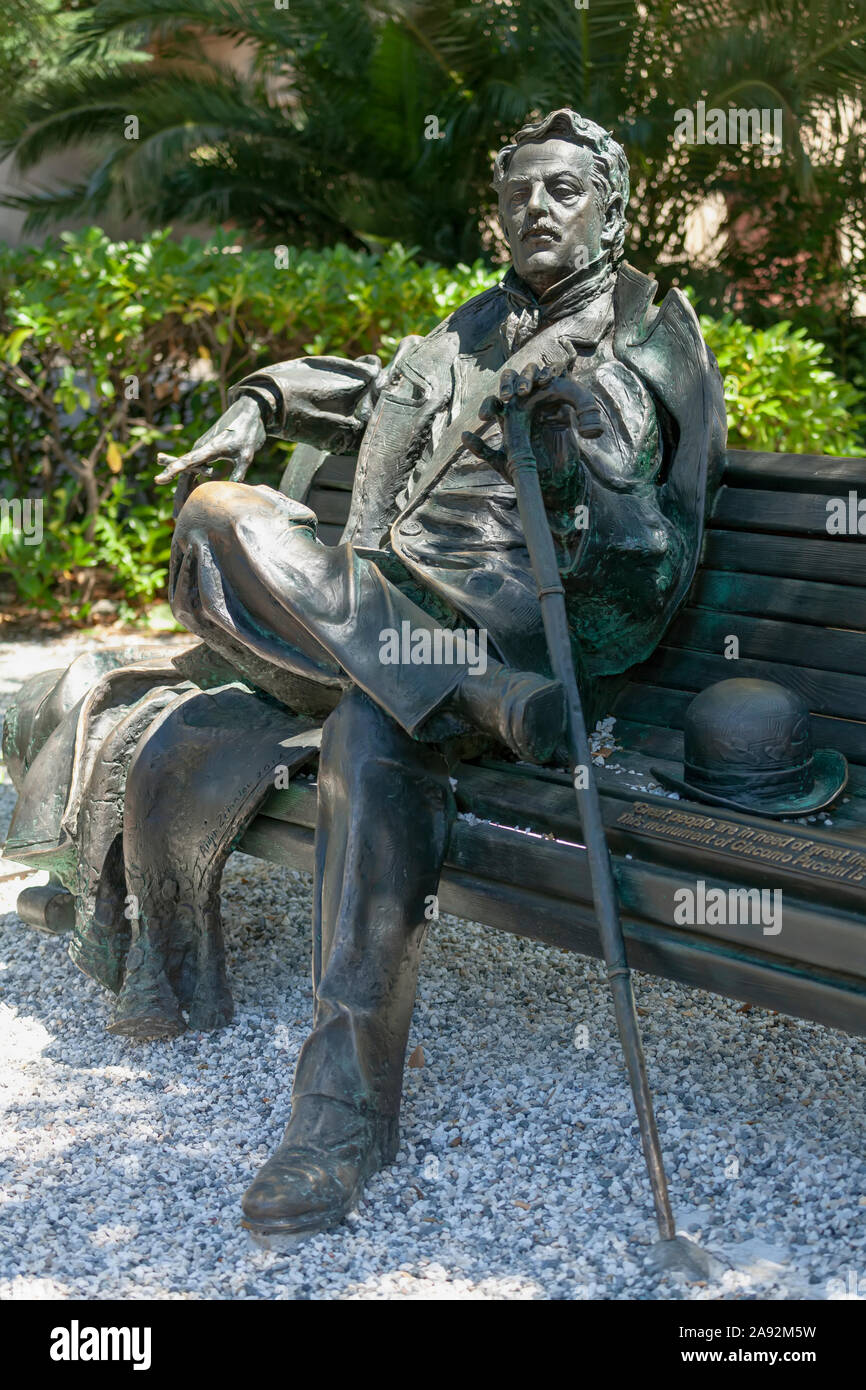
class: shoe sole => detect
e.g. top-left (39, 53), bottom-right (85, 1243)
top-left (519, 680), bottom-right (567, 764)
top-left (106, 1014), bottom-right (186, 1040)
top-left (243, 1224), bottom-right (324, 1251)
top-left (240, 1178), bottom-right (365, 1244)
top-left (239, 1123), bottom-right (399, 1244)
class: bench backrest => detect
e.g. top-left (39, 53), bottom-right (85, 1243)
top-left (611, 449), bottom-right (866, 775)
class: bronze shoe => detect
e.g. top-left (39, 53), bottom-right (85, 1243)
top-left (449, 664), bottom-right (566, 763)
top-left (241, 1096), bottom-right (399, 1239)
top-left (106, 965), bottom-right (186, 1040)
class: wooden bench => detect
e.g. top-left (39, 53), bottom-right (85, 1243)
top-left (237, 444), bottom-right (866, 1037)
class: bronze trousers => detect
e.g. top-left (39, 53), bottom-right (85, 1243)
top-left (170, 481), bottom-right (460, 1117)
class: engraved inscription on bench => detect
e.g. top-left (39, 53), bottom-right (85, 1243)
top-left (616, 801), bottom-right (866, 884)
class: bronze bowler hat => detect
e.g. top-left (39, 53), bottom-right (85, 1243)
top-left (652, 678), bottom-right (848, 817)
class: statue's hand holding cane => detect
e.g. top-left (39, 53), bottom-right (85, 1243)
top-left (461, 362), bottom-right (604, 480)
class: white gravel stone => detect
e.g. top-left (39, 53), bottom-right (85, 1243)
top-left (1, 634), bottom-right (864, 1299)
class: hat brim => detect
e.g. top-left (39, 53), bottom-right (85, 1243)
top-left (649, 749), bottom-right (848, 818)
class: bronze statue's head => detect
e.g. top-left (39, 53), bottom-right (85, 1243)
top-left (492, 109), bottom-right (629, 295)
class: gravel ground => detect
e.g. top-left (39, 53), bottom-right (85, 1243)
top-left (1, 633), bottom-right (865, 1301)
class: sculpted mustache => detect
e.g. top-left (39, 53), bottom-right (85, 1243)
top-left (520, 223), bottom-right (561, 241)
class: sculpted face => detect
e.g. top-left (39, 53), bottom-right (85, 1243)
top-left (499, 138), bottom-right (607, 294)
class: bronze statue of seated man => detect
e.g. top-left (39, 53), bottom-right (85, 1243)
top-left (3, 108), bottom-right (725, 1240)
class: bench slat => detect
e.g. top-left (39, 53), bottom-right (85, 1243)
top-left (636, 647), bottom-right (866, 724)
top-left (503, 751), bottom-right (866, 831)
top-left (472, 751), bottom-right (866, 829)
top-left (259, 766), bottom-right (866, 917)
top-left (312, 455), bottom-right (356, 491)
top-left (596, 726), bottom-right (866, 826)
top-left (702, 530), bottom-right (866, 587)
top-left (724, 449), bottom-right (866, 493)
top-left (253, 785), bottom-right (866, 976)
top-left (306, 486), bottom-right (354, 526)
top-left (712, 487), bottom-right (866, 537)
top-left (315, 522), bottom-right (346, 546)
top-left (689, 570), bottom-right (866, 630)
top-left (637, 639), bottom-right (865, 716)
top-left (239, 811), bottom-right (866, 1037)
top-left (667, 608), bottom-right (866, 673)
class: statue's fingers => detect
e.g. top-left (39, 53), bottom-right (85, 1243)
top-left (155, 451), bottom-right (189, 482)
top-left (229, 450), bottom-right (254, 483)
top-left (536, 363), bottom-right (556, 386)
top-left (498, 369), bottom-right (519, 401)
top-left (461, 432), bottom-right (507, 473)
top-left (479, 395), bottom-right (504, 421)
top-left (515, 368), bottom-right (537, 396)
top-left (154, 440), bottom-right (227, 484)
top-left (155, 458), bottom-right (193, 484)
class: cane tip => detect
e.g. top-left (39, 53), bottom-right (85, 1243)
top-left (647, 1233), bottom-right (727, 1281)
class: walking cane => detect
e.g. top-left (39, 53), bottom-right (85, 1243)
top-left (463, 376), bottom-right (713, 1277)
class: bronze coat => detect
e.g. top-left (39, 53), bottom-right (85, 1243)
top-left (234, 262), bottom-right (726, 687)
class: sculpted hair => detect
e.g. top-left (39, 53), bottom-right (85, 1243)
top-left (492, 109), bottom-right (630, 266)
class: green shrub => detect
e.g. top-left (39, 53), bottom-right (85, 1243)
top-left (700, 314), bottom-right (866, 455)
top-left (1, 228), bottom-right (863, 618)
top-left (0, 228), bottom-right (498, 617)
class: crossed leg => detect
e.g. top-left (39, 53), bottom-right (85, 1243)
top-left (169, 480), bottom-right (466, 730)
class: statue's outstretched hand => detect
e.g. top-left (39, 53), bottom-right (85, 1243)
top-left (155, 395), bottom-right (266, 485)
